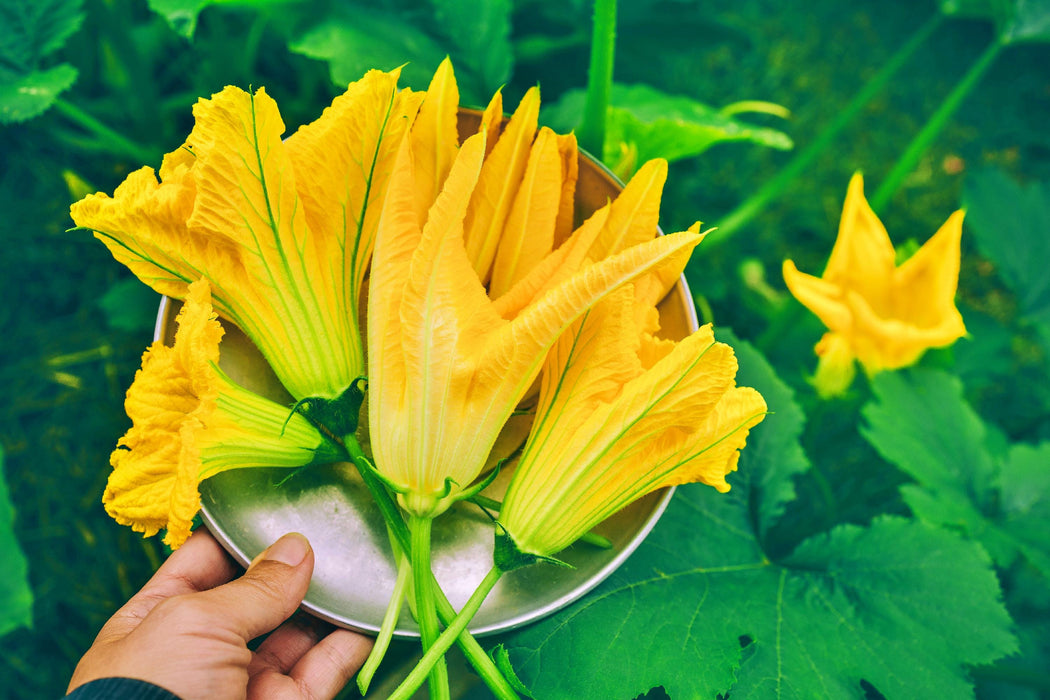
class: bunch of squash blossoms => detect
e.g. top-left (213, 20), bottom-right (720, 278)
top-left (70, 60), bottom-right (767, 699)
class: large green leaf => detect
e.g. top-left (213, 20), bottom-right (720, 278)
top-left (288, 4), bottom-right (446, 91)
top-left (147, 0), bottom-right (302, 39)
top-left (863, 369), bottom-right (1050, 578)
top-left (0, 444), bottom-right (33, 639)
top-left (0, 63), bottom-right (76, 124)
top-left (717, 329), bottom-right (809, 541)
top-left (431, 0), bottom-right (512, 105)
top-left (964, 169), bottom-right (1050, 343)
top-left (0, 0), bottom-right (82, 124)
top-left (500, 350), bottom-right (1014, 699)
top-left (545, 84), bottom-right (791, 174)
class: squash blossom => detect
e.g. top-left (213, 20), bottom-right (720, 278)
top-left (782, 172), bottom-right (966, 397)
top-left (70, 70), bottom-right (421, 416)
top-left (367, 126), bottom-right (703, 519)
top-left (106, 279), bottom-right (343, 548)
top-left (496, 285), bottom-right (767, 566)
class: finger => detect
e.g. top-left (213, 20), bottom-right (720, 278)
top-left (247, 629), bottom-right (373, 700)
top-left (95, 529), bottom-right (239, 643)
top-left (248, 612), bottom-right (329, 676)
top-left (190, 532), bottom-right (314, 642)
top-left (288, 628), bottom-right (374, 698)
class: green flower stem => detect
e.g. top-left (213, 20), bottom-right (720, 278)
top-left (409, 514), bottom-right (449, 700)
top-left (707, 13), bottom-right (943, 247)
top-left (356, 551), bottom-right (411, 695)
top-left (51, 98), bottom-right (160, 165)
top-left (870, 36), bottom-right (1003, 211)
top-left (387, 566), bottom-right (505, 700)
top-left (341, 435), bottom-right (519, 699)
top-left (576, 0), bottom-right (617, 156)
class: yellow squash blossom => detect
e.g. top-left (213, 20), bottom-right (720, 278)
top-left (496, 285), bottom-right (767, 564)
top-left (107, 279), bottom-right (343, 548)
top-left (367, 129), bottom-right (703, 519)
top-left (782, 172), bottom-right (966, 397)
top-left (71, 70), bottom-right (422, 412)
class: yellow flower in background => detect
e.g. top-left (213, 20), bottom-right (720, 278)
top-left (496, 285), bottom-right (767, 565)
top-left (367, 127), bottom-right (703, 518)
top-left (106, 280), bottom-right (343, 548)
top-left (782, 172), bottom-right (966, 397)
top-left (71, 70), bottom-right (422, 410)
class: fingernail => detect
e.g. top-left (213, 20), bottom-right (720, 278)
top-left (263, 532), bottom-right (311, 566)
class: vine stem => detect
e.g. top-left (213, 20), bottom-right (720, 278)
top-left (870, 36), bottom-right (1003, 211)
top-left (576, 0), bottom-right (617, 157)
top-left (387, 566), bottom-right (505, 700)
top-left (356, 550), bottom-right (410, 695)
top-left (341, 435), bottom-right (520, 699)
top-left (706, 13), bottom-right (943, 248)
top-left (52, 98), bottom-right (159, 164)
top-left (409, 514), bottom-right (449, 700)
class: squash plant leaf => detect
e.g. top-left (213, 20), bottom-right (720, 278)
top-left (288, 4), bottom-right (445, 91)
top-left (964, 169), bottom-right (1050, 346)
top-left (862, 368), bottom-right (1050, 579)
top-left (500, 348), bottom-right (1015, 699)
top-left (0, 0), bottom-right (83, 124)
top-left (717, 329), bottom-right (809, 541)
top-left (430, 0), bottom-right (512, 105)
top-left (544, 83), bottom-right (792, 176)
top-left (147, 0), bottom-right (303, 39)
top-left (0, 444), bottom-right (33, 639)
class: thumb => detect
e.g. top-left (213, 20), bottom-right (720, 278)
top-left (193, 532), bottom-right (315, 642)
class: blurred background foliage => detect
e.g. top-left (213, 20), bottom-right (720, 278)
top-left (2, 0), bottom-right (1050, 697)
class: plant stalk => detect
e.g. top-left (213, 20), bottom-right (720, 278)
top-left (357, 550), bottom-right (411, 695)
top-left (409, 514), bottom-right (449, 700)
top-left (870, 36), bottom-right (1003, 211)
top-left (707, 13), bottom-right (943, 247)
top-left (387, 566), bottom-right (505, 700)
top-left (52, 99), bottom-right (159, 165)
top-left (576, 0), bottom-right (617, 157)
top-left (342, 435), bottom-right (519, 699)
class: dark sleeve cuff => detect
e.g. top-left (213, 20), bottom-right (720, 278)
top-left (66, 677), bottom-right (183, 700)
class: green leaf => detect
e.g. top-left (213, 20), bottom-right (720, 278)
top-left (0, 0), bottom-right (82, 123)
top-left (964, 169), bottom-right (1050, 342)
top-left (147, 0), bottom-right (302, 39)
top-left (502, 488), bottom-right (1015, 698)
top-left (861, 369), bottom-right (997, 505)
top-left (0, 444), bottom-right (33, 639)
top-left (0, 63), bottom-right (76, 124)
top-left (0, 0), bottom-right (84, 70)
top-left (545, 84), bottom-right (792, 173)
top-left (288, 5), bottom-right (446, 91)
top-left (431, 0), bottom-right (512, 104)
top-left (500, 359), bottom-right (1014, 698)
top-left (717, 329), bottom-right (809, 538)
top-left (863, 369), bottom-right (1050, 578)
top-left (97, 277), bottom-right (161, 334)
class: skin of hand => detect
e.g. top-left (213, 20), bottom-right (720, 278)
top-left (67, 530), bottom-right (373, 700)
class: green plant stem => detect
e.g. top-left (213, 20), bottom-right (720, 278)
top-left (870, 37), bottom-right (1003, 211)
top-left (708, 13), bottom-right (943, 247)
top-left (409, 514), bottom-right (449, 700)
top-left (341, 435), bottom-right (519, 699)
top-left (576, 0), bottom-right (617, 157)
top-left (357, 551), bottom-right (411, 695)
top-left (387, 566), bottom-right (505, 700)
top-left (51, 99), bottom-right (159, 164)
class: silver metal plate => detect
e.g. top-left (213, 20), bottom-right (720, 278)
top-left (154, 117), bottom-right (698, 637)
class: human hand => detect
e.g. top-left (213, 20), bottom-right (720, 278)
top-left (67, 530), bottom-right (372, 700)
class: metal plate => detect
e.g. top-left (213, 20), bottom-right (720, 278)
top-left (154, 116), bottom-right (698, 637)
